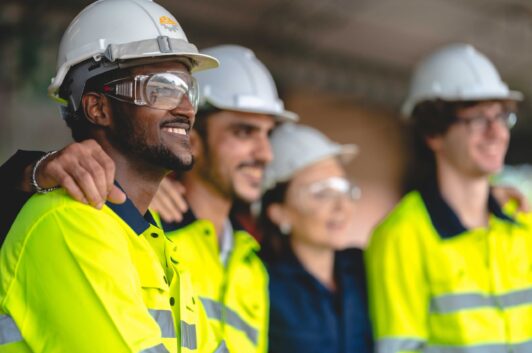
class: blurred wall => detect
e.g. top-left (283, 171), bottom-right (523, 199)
top-left (3, 0), bottom-right (532, 247)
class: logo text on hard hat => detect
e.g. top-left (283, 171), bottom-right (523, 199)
top-left (160, 16), bottom-right (180, 32)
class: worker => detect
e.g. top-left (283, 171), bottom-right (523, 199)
top-left (154, 44), bottom-right (297, 353)
top-left (366, 43), bottom-right (532, 353)
top-left (259, 123), bottom-right (373, 353)
top-left (0, 0), bottom-right (225, 352)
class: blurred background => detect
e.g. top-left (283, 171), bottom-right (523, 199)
top-left (2, 0), bottom-right (532, 245)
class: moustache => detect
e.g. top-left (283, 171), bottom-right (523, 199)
top-left (160, 116), bottom-right (192, 131)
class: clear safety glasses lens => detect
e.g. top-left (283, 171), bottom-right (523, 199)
top-left (103, 71), bottom-right (199, 112)
top-left (305, 177), bottom-right (361, 203)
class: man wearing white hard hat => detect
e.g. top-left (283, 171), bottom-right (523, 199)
top-left (366, 43), bottom-right (532, 353)
top-left (0, 0), bottom-right (225, 352)
top-left (155, 44), bottom-right (297, 353)
top-left (258, 123), bottom-right (373, 353)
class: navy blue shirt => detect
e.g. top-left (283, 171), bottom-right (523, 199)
top-left (264, 247), bottom-right (373, 353)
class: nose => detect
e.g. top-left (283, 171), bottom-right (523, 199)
top-left (254, 133), bottom-right (274, 164)
top-left (170, 95), bottom-right (196, 126)
top-left (331, 194), bottom-right (356, 213)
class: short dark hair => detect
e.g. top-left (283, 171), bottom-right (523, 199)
top-left (257, 181), bottom-right (291, 263)
top-left (192, 105), bottom-right (221, 141)
top-left (58, 62), bottom-right (130, 142)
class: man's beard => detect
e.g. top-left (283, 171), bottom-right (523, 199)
top-left (110, 104), bottom-right (194, 172)
top-left (198, 139), bottom-right (263, 203)
top-left (198, 140), bottom-right (236, 200)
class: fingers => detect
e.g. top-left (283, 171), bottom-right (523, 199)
top-left (171, 181), bottom-right (189, 213)
top-left (151, 177), bottom-right (188, 223)
top-left (107, 185), bottom-right (127, 205)
top-left (492, 185), bottom-right (529, 213)
top-left (37, 140), bottom-right (117, 209)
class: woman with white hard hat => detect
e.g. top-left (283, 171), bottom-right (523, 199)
top-left (258, 123), bottom-right (373, 353)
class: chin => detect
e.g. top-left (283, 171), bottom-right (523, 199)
top-left (235, 187), bottom-right (261, 203)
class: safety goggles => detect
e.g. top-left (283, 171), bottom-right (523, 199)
top-left (297, 177), bottom-right (361, 206)
top-left (102, 71), bottom-right (199, 112)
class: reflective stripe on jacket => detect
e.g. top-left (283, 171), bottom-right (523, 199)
top-left (366, 186), bottom-right (532, 353)
top-left (0, 189), bottom-right (217, 353)
top-left (161, 210), bottom-right (269, 353)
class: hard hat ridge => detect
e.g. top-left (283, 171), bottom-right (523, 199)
top-left (195, 44), bottom-right (298, 122)
top-left (401, 43), bottom-right (522, 118)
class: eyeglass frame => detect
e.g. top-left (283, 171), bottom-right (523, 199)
top-left (453, 110), bottom-right (517, 133)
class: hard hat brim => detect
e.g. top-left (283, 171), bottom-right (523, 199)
top-left (401, 89), bottom-right (524, 119)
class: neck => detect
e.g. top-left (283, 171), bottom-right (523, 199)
top-left (99, 139), bottom-right (167, 215)
top-left (182, 173), bottom-right (232, 238)
top-left (436, 164), bottom-right (491, 229)
top-left (290, 238), bottom-right (336, 291)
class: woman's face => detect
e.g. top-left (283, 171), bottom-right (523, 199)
top-left (281, 157), bottom-right (358, 251)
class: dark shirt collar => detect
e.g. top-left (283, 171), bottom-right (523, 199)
top-left (105, 181), bottom-right (158, 235)
top-left (419, 179), bottom-right (515, 239)
top-left (271, 245), bottom-right (357, 279)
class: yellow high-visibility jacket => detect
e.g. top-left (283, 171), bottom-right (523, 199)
top-left (160, 210), bottom-right (268, 353)
top-left (366, 185), bottom-right (532, 353)
top-left (0, 189), bottom-right (224, 353)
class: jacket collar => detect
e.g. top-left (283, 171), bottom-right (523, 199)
top-left (419, 179), bottom-right (515, 239)
top-left (105, 181), bottom-right (158, 235)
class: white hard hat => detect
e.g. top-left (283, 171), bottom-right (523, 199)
top-left (49, 0), bottom-right (219, 108)
top-left (402, 43), bottom-right (522, 117)
top-left (195, 45), bottom-right (298, 122)
top-left (262, 123), bottom-right (357, 191)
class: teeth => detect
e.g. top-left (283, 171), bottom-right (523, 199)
top-left (242, 167), bottom-right (263, 179)
top-left (163, 127), bottom-right (187, 135)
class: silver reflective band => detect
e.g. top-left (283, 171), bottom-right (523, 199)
top-left (431, 287), bottom-right (532, 314)
top-left (201, 297), bottom-right (222, 320)
top-left (181, 321), bottom-right (197, 350)
top-left (424, 339), bottom-right (532, 353)
top-left (376, 338), bottom-right (424, 353)
top-left (149, 309), bottom-right (176, 338)
top-left (140, 343), bottom-right (170, 353)
top-left (201, 297), bottom-right (258, 345)
top-left (103, 37), bottom-right (199, 64)
top-left (377, 338), bottom-right (532, 353)
top-left (0, 314), bottom-right (22, 345)
top-left (214, 340), bottom-right (230, 353)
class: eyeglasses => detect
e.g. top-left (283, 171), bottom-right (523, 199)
top-left (102, 71), bottom-right (199, 112)
top-left (300, 177), bottom-right (361, 205)
top-left (454, 111), bottom-right (517, 133)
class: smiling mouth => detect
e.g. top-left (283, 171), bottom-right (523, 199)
top-left (162, 127), bottom-right (187, 136)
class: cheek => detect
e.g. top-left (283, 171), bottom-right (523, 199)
top-left (291, 208), bottom-right (329, 235)
top-left (130, 112), bottom-right (159, 139)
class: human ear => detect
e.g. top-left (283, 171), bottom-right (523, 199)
top-left (81, 93), bottom-right (112, 127)
top-left (425, 135), bottom-right (443, 153)
top-left (267, 203), bottom-right (289, 227)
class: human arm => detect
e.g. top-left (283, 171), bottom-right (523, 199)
top-left (1, 140), bottom-right (125, 206)
top-left (0, 150), bottom-right (46, 241)
top-left (365, 219), bottom-right (429, 353)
